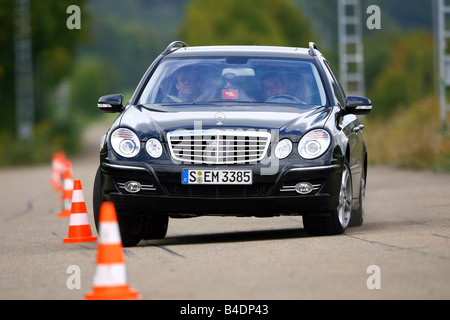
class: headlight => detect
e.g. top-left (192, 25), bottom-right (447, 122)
top-left (298, 129), bottom-right (331, 159)
top-left (274, 139), bottom-right (293, 159)
top-left (111, 128), bottom-right (140, 158)
top-left (146, 138), bottom-right (163, 158)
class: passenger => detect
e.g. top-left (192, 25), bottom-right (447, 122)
top-left (261, 73), bottom-right (287, 100)
top-left (175, 67), bottom-right (200, 101)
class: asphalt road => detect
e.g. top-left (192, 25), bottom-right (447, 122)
top-left (0, 124), bottom-right (449, 300)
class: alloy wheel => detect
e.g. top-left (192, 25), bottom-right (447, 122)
top-left (337, 165), bottom-right (352, 229)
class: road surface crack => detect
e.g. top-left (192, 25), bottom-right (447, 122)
top-left (345, 234), bottom-right (450, 260)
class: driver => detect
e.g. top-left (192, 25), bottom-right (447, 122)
top-left (261, 72), bottom-right (287, 100)
top-left (175, 67), bottom-right (200, 101)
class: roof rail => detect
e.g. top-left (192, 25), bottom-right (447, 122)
top-left (309, 42), bottom-right (318, 56)
top-left (162, 41), bottom-right (188, 55)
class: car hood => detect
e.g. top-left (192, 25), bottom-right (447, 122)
top-left (118, 104), bottom-right (332, 141)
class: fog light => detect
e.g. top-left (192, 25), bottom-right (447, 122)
top-left (124, 181), bottom-right (141, 193)
top-left (295, 182), bottom-right (313, 194)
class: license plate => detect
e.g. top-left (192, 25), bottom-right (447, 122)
top-left (182, 169), bottom-right (252, 185)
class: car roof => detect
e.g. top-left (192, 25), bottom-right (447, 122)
top-left (165, 45), bottom-right (318, 60)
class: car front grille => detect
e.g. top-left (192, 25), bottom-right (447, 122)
top-left (167, 129), bottom-right (271, 164)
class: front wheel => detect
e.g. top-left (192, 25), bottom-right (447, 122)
top-left (303, 163), bottom-right (353, 236)
top-left (118, 215), bottom-right (145, 247)
top-left (349, 165), bottom-right (366, 227)
top-left (143, 215), bottom-right (169, 240)
top-left (93, 166), bottom-right (144, 247)
top-left (92, 166), bottom-right (102, 231)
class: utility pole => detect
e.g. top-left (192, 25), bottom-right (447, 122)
top-left (14, 0), bottom-right (35, 140)
top-left (437, 0), bottom-right (450, 130)
top-left (338, 0), bottom-right (365, 97)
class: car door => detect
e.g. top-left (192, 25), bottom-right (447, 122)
top-left (322, 60), bottom-right (363, 197)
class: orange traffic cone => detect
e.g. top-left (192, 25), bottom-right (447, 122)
top-left (51, 152), bottom-right (65, 192)
top-left (63, 180), bottom-right (97, 243)
top-left (85, 202), bottom-right (140, 300)
top-left (58, 161), bottom-right (73, 218)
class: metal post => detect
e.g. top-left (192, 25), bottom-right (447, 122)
top-left (438, 0), bottom-right (450, 130)
top-left (14, 0), bottom-right (35, 140)
top-left (338, 0), bottom-right (365, 97)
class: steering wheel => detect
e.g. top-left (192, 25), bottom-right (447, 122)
top-left (162, 92), bottom-right (182, 103)
top-left (265, 94), bottom-right (305, 104)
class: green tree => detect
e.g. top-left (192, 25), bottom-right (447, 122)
top-left (79, 15), bottom-right (164, 90)
top-left (178, 0), bottom-right (314, 46)
top-left (70, 56), bottom-right (119, 117)
top-left (0, 0), bottom-right (89, 166)
top-left (0, 0), bottom-right (89, 136)
top-left (367, 30), bottom-right (434, 117)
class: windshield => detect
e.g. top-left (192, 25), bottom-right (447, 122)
top-left (138, 57), bottom-right (328, 106)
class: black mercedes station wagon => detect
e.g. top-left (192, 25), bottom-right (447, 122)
top-left (94, 41), bottom-right (372, 246)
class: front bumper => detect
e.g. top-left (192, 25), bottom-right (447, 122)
top-left (100, 159), bottom-right (343, 218)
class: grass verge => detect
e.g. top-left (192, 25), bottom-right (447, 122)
top-left (364, 95), bottom-right (450, 172)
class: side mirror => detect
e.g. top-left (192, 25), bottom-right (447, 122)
top-left (344, 96), bottom-right (372, 115)
top-left (97, 94), bottom-right (124, 113)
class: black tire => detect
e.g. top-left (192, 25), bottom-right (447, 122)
top-left (92, 166), bottom-right (102, 231)
top-left (93, 165), bottom-right (143, 247)
top-left (303, 163), bottom-right (353, 236)
top-left (117, 215), bottom-right (144, 247)
top-left (143, 215), bottom-right (169, 240)
top-left (349, 165), bottom-right (366, 227)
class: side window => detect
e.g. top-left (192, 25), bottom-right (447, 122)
top-left (323, 60), bottom-right (346, 108)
